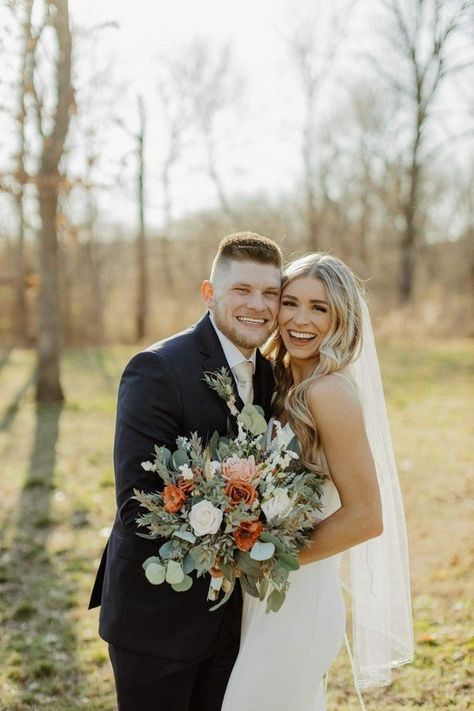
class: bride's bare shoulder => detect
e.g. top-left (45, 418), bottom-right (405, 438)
top-left (306, 371), bottom-right (361, 422)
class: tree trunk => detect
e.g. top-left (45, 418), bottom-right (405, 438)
top-left (398, 125), bottom-right (422, 304)
top-left (37, 184), bottom-right (64, 401)
top-left (136, 95), bottom-right (147, 342)
top-left (85, 233), bottom-right (105, 345)
top-left (302, 92), bottom-right (319, 251)
top-left (13, 191), bottom-right (29, 345)
top-left (13, 0), bottom-right (35, 346)
top-left (36, 0), bottom-right (73, 402)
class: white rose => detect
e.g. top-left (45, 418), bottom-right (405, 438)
top-left (261, 488), bottom-right (293, 520)
top-left (179, 464), bottom-right (194, 480)
top-left (188, 500), bottom-right (223, 536)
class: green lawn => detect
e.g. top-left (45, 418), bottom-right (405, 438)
top-left (0, 342), bottom-right (472, 710)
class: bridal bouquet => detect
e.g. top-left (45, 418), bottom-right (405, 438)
top-left (134, 368), bottom-right (325, 612)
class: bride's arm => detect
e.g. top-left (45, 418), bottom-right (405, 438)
top-left (298, 375), bottom-right (383, 565)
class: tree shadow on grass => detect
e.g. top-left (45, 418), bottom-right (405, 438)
top-left (0, 369), bottom-right (36, 433)
top-left (0, 347), bottom-right (13, 372)
top-left (1, 403), bottom-right (86, 710)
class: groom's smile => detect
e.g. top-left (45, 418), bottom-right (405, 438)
top-left (236, 316), bottom-right (266, 325)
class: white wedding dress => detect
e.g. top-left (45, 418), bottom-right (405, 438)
top-left (221, 422), bottom-right (345, 711)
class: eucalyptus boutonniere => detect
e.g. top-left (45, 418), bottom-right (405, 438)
top-left (203, 367), bottom-right (239, 417)
top-left (204, 367), bottom-right (268, 436)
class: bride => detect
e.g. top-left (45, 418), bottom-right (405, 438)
top-left (221, 254), bottom-right (413, 711)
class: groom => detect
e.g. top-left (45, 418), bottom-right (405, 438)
top-left (89, 232), bottom-right (282, 711)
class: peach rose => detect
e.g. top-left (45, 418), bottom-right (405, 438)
top-left (225, 479), bottom-right (257, 507)
top-left (234, 519), bottom-right (263, 551)
top-left (163, 484), bottom-right (186, 513)
top-left (222, 456), bottom-right (258, 483)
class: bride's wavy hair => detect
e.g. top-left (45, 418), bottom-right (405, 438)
top-left (264, 253), bottom-right (364, 474)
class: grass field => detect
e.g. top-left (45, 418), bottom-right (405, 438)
top-left (0, 342), bottom-right (472, 710)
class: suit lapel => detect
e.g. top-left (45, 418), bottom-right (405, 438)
top-left (195, 313), bottom-right (244, 418)
top-left (194, 312), bottom-right (275, 420)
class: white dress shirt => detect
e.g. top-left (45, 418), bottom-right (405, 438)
top-left (208, 312), bottom-right (256, 403)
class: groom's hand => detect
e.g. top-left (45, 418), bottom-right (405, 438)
top-left (210, 557), bottom-right (224, 578)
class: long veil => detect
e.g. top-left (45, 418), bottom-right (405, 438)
top-left (343, 297), bottom-right (414, 688)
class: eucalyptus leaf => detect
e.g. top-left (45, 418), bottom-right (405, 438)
top-left (142, 556), bottom-right (161, 571)
top-left (250, 540), bottom-right (275, 561)
top-left (209, 585), bottom-right (235, 612)
top-left (266, 588), bottom-right (285, 613)
top-left (259, 532), bottom-right (286, 553)
top-left (135, 532), bottom-right (160, 541)
top-left (236, 551), bottom-right (261, 577)
top-left (155, 445), bottom-right (171, 465)
top-left (171, 574), bottom-right (193, 592)
top-left (173, 530), bottom-right (196, 544)
top-left (258, 576), bottom-right (269, 601)
top-left (277, 552), bottom-right (300, 571)
top-left (170, 449), bottom-right (190, 471)
top-left (220, 562), bottom-right (236, 584)
top-left (183, 552), bottom-right (195, 575)
top-left (238, 404), bottom-right (267, 435)
top-left (239, 573), bottom-right (259, 598)
top-left (144, 562), bottom-right (166, 585)
top-left (166, 560), bottom-right (184, 585)
top-left (208, 431), bottom-right (220, 458)
top-left (159, 541), bottom-right (176, 559)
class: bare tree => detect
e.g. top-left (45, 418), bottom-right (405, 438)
top-left (155, 59), bottom-right (191, 233)
top-left (10, 0), bottom-right (35, 344)
top-left (135, 94), bottom-right (147, 342)
top-left (154, 57), bottom-right (192, 288)
top-left (35, 0), bottom-right (73, 401)
top-left (185, 40), bottom-right (241, 223)
top-left (285, 4), bottom-right (352, 251)
top-left (61, 19), bottom-right (121, 345)
top-left (377, 0), bottom-right (473, 303)
top-left (0, 0), bottom-right (38, 345)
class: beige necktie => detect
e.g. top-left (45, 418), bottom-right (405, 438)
top-left (233, 361), bottom-right (254, 404)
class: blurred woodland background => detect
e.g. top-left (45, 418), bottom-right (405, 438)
top-left (0, 0), bottom-right (472, 401)
top-left (0, 3), bottom-right (473, 710)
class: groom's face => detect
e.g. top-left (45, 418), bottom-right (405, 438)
top-left (202, 259), bottom-right (281, 356)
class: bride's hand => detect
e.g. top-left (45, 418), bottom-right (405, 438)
top-left (298, 547), bottom-right (311, 566)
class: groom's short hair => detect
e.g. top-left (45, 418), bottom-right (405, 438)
top-left (210, 232), bottom-right (283, 280)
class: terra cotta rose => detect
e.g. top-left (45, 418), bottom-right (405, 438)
top-left (234, 519), bottom-right (263, 551)
top-left (178, 478), bottom-right (194, 494)
top-left (225, 479), bottom-right (257, 507)
top-left (163, 484), bottom-right (186, 513)
top-left (222, 455), bottom-right (258, 482)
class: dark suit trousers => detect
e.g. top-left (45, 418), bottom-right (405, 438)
top-left (108, 606), bottom-right (240, 711)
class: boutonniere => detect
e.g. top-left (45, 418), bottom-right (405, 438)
top-left (203, 367), bottom-right (239, 417)
top-left (204, 368), bottom-right (267, 436)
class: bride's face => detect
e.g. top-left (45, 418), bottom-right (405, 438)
top-left (278, 276), bottom-right (331, 362)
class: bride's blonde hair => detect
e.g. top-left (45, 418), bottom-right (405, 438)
top-left (264, 253), bottom-right (364, 474)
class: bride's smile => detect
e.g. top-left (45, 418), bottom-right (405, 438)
top-left (278, 276), bottom-right (331, 376)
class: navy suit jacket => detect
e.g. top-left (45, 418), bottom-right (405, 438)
top-left (89, 313), bottom-right (275, 661)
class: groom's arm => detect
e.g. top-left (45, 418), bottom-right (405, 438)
top-left (113, 349), bottom-right (184, 532)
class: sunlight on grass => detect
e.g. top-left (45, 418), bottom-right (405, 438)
top-left (0, 342), bottom-right (472, 710)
